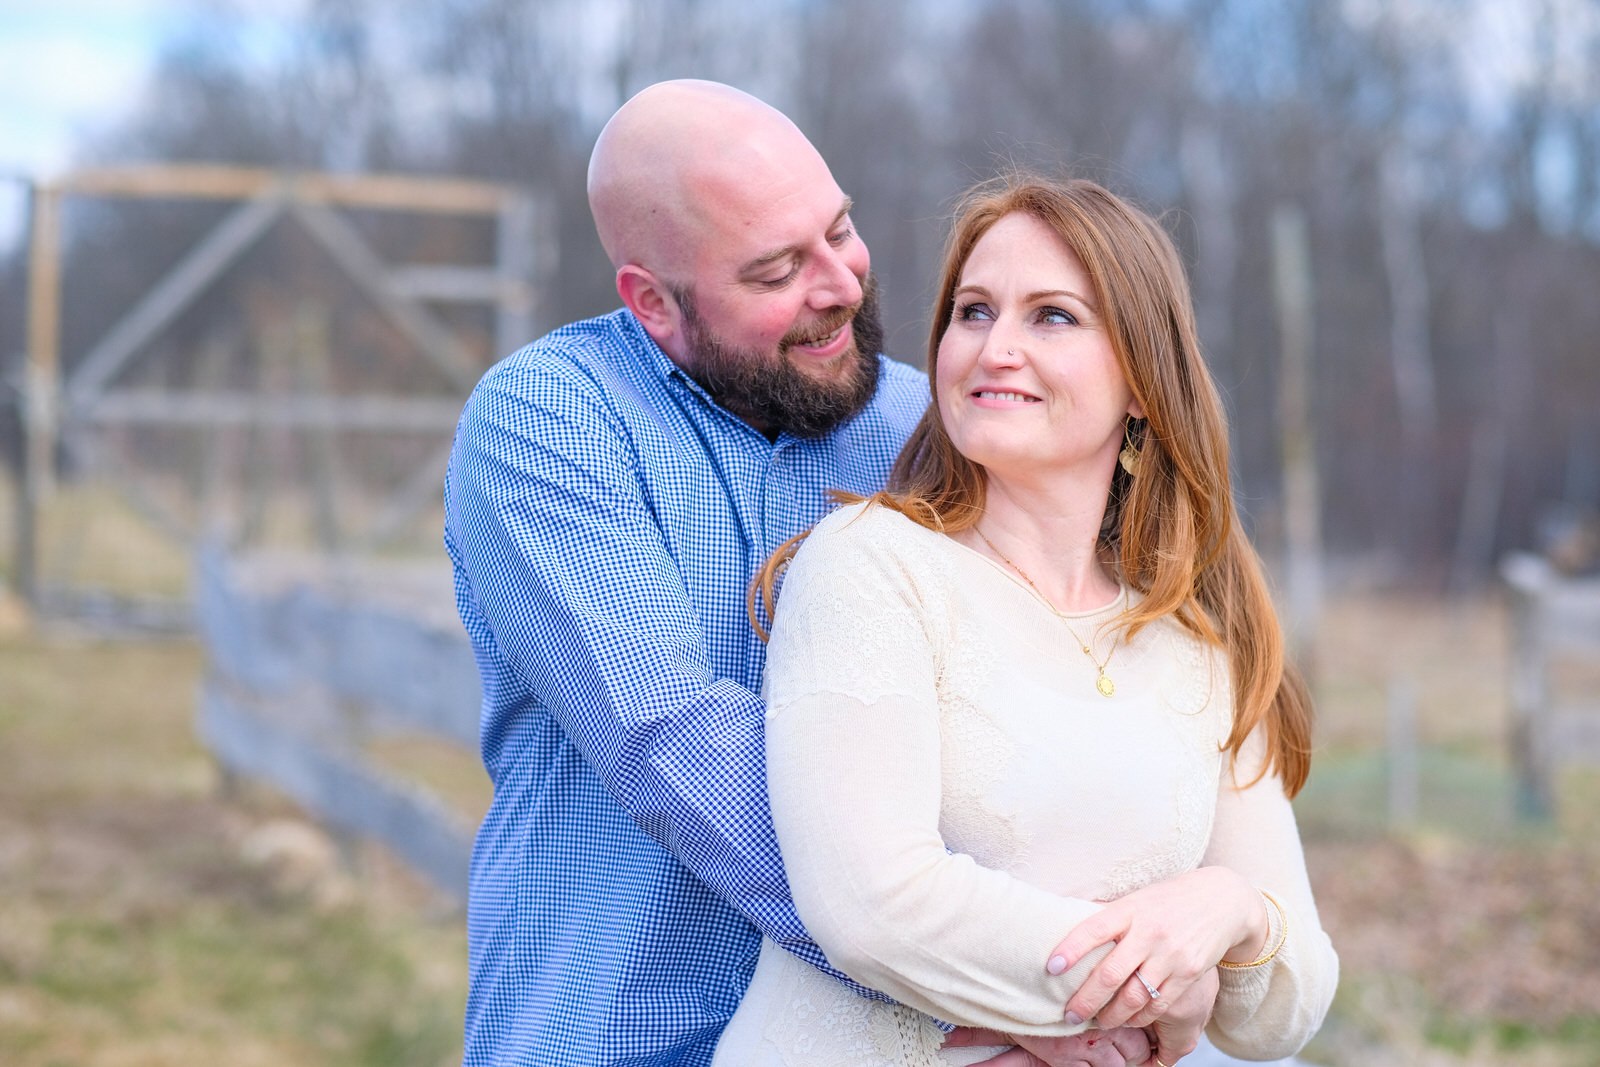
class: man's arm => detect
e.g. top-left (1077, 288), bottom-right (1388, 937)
top-left (447, 354), bottom-right (866, 988)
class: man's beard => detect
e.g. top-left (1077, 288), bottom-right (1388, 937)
top-left (676, 274), bottom-right (884, 439)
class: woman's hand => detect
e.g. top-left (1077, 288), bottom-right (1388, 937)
top-left (944, 1025), bottom-right (1151, 1067)
top-left (1045, 867), bottom-right (1268, 1029)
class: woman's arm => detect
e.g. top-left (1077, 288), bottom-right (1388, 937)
top-left (763, 507), bottom-right (1111, 1033)
top-left (1198, 729), bottom-right (1339, 1058)
top-left (1043, 728), bottom-right (1338, 1061)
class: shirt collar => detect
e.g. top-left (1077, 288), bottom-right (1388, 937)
top-left (620, 308), bottom-right (782, 445)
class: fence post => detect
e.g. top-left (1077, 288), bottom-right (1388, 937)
top-left (1501, 553), bottom-right (1553, 821)
top-left (1272, 204), bottom-right (1322, 671)
top-left (1387, 675), bottom-right (1419, 828)
top-left (19, 182), bottom-right (61, 607)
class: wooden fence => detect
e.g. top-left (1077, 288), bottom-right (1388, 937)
top-left (1500, 552), bottom-right (1600, 819)
top-left (194, 545), bottom-right (482, 900)
top-left (16, 165), bottom-right (549, 609)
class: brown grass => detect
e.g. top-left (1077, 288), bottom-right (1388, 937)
top-left (0, 624), bottom-right (468, 1067)
top-left (1297, 590), bottom-right (1600, 1066)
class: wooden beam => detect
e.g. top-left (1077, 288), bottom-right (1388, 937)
top-left (66, 191), bottom-right (288, 403)
top-left (495, 192), bottom-right (542, 360)
top-left (76, 390), bottom-right (465, 431)
top-left (290, 200), bottom-right (480, 392)
top-left (57, 165), bottom-right (278, 202)
top-left (295, 171), bottom-right (509, 215)
top-left (57, 164), bottom-right (512, 216)
top-left (19, 184), bottom-right (63, 604)
top-left (388, 265), bottom-right (523, 303)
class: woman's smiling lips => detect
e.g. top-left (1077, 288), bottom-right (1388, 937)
top-left (971, 387), bottom-right (1042, 407)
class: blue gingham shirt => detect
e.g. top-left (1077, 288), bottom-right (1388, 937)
top-left (444, 308), bottom-right (929, 1066)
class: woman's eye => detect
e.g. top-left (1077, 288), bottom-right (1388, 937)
top-left (957, 301), bottom-right (994, 322)
top-left (1039, 306), bottom-right (1078, 325)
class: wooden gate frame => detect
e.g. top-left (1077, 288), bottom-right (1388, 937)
top-left (17, 164), bottom-right (549, 604)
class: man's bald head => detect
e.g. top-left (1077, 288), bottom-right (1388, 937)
top-left (587, 80), bottom-right (830, 280)
top-left (584, 80), bottom-right (879, 439)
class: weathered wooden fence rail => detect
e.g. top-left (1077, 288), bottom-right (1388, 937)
top-left (194, 546), bottom-right (481, 899)
top-left (1501, 552), bottom-right (1600, 820)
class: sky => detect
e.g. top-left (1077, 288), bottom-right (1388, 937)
top-left (0, 0), bottom-right (304, 252)
top-left (0, 0), bottom-right (1586, 254)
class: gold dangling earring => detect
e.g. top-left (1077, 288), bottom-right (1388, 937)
top-left (1119, 416), bottom-right (1145, 476)
top-left (1118, 437), bottom-right (1140, 476)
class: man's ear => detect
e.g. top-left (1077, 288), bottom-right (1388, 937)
top-left (616, 265), bottom-right (682, 348)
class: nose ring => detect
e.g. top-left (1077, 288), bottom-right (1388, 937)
top-left (1008, 349), bottom-right (1015, 356)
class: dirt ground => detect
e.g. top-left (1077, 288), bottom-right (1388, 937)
top-left (1, 581), bottom-right (1597, 1067)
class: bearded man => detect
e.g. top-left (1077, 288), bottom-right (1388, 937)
top-left (445, 80), bottom-right (1200, 1067)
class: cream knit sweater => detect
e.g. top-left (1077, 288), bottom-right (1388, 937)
top-left (714, 503), bottom-right (1337, 1067)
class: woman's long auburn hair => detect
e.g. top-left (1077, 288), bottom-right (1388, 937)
top-left (752, 173), bottom-right (1313, 797)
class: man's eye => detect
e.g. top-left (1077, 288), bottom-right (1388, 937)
top-left (828, 226), bottom-right (855, 246)
top-left (757, 266), bottom-right (799, 289)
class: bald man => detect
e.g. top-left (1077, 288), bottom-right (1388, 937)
top-left (444, 80), bottom-right (926, 1066)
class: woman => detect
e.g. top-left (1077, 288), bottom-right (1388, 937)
top-left (714, 175), bottom-right (1338, 1067)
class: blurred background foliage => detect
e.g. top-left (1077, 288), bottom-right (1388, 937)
top-left (2, 0), bottom-right (1598, 585)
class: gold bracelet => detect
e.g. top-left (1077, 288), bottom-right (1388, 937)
top-left (1218, 889), bottom-right (1287, 970)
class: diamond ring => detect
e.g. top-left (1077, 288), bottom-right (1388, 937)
top-left (1134, 969), bottom-right (1161, 1000)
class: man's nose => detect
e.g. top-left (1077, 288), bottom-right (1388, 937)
top-left (807, 246), bottom-right (865, 310)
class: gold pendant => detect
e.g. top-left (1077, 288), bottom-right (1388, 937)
top-left (1096, 673), bottom-right (1115, 698)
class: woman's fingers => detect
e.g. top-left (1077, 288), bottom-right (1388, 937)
top-left (1046, 911), bottom-right (1125, 978)
top-left (1060, 934), bottom-right (1151, 1026)
top-left (1091, 969), bottom-right (1173, 1030)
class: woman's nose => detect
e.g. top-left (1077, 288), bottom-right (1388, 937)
top-left (977, 325), bottom-right (1026, 367)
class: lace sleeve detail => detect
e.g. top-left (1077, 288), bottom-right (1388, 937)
top-left (764, 504), bottom-right (939, 711)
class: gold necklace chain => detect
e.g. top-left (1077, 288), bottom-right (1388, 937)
top-left (974, 526), bottom-right (1124, 698)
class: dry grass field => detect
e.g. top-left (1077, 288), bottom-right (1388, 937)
top-left (0, 627), bottom-right (475, 1067)
top-left (2, 482), bottom-right (1598, 1066)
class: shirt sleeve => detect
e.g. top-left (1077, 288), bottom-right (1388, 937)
top-left (445, 354), bottom-right (869, 992)
top-left (762, 506), bottom-right (1112, 1033)
top-left (1202, 729), bottom-right (1341, 1059)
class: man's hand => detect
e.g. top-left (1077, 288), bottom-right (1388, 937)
top-left (1142, 965), bottom-right (1218, 1066)
top-left (944, 1025), bottom-right (1151, 1067)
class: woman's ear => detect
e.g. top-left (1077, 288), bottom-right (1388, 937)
top-left (616, 265), bottom-right (682, 348)
top-left (1127, 396), bottom-right (1147, 420)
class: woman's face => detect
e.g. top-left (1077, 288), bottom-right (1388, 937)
top-left (935, 211), bottom-right (1143, 486)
